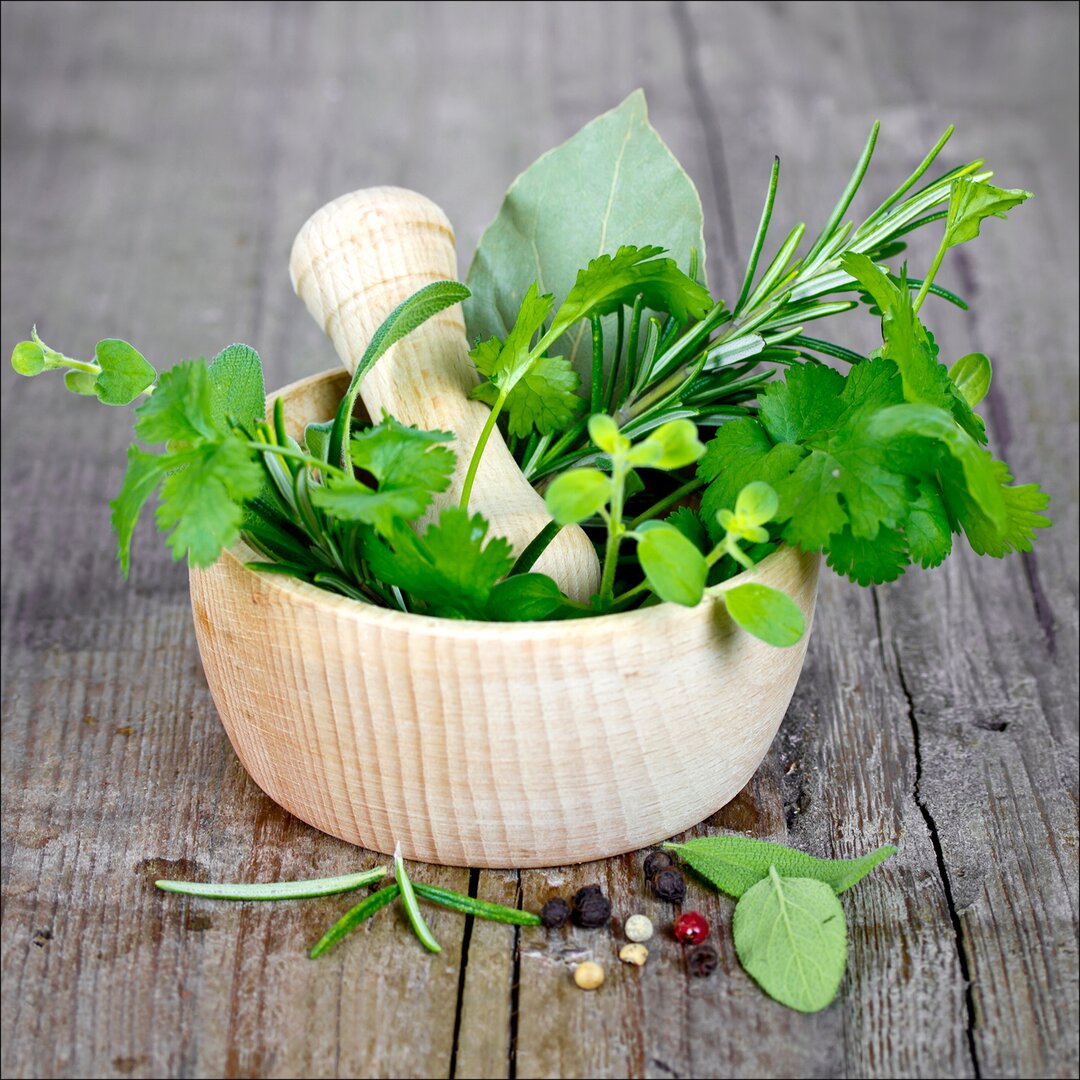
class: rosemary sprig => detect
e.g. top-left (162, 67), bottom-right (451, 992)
top-left (310, 883), bottom-right (401, 959)
top-left (155, 866), bottom-right (387, 900)
top-left (394, 843), bottom-right (442, 953)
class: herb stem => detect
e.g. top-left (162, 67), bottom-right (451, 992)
top-left (629, 476), bottom-right (704, 528)
top-left (598, 456), bottom-right (628, 604)
top-left (459, 390), bottom-right (506, 510)
top-left (246, 441), bottom-right (348, 479)
top-left (913, 233), bottom-right (950, 313)
top-left (590, 315), bottom-right (604, 414)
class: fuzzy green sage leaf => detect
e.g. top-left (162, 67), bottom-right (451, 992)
top-left (733, 869), bottom-right (847, 1013)
top-left (665, 835), bottom-right (896, 898)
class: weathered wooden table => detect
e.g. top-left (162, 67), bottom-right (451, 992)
top-left (2, 3), bottom-right (1077, 1077)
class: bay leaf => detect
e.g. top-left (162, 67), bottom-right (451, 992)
top-left (464, 89), bottom-right (706, 383)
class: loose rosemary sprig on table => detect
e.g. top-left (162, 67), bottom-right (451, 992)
top-left (155, 859), bottom-right (541, 960)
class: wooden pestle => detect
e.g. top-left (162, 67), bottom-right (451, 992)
top-left (289, 187), bottom-right (601, 603)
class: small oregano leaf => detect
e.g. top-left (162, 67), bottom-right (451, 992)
top-left (94, 338), bottom-right (157, 405)
top-left (544, 468), bottom-right (610, 525)
top-left (64, 369), bottom-right (98, 396)
top-left (733, 869), bottom-right (847, 1013)
top-left (665, 835), bottom-right (897, 898)
top-left (948, 352), bottom-right (991, 407)
top-left (637, 523), bottom-right (707, 606)
top-left (627, 418), bottom-right (705, 470)
top-left (11, 340), bottom-right (46, 376)
top-left (723, 582), bottom-right (804, 646)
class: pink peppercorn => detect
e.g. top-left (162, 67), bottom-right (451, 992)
top-left (673, 911), bottom-right (709, 944)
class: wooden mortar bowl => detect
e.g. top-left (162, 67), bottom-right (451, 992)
top-left (189, 369), bottom-right (821, 868)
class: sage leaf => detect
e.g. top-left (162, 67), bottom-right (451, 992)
top-left (722, 582), bottom-right (805, 647)
top-left (209, 343), bottom-right (266, 426)
top-left (733, 869), bottom-right (847, 1013)
top-left (665, 835), bottom-right (896, 897)
top-left (464, 89), bottom-right (706, 380)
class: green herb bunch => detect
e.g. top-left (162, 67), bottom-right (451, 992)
top-left (11, 93), bottom-right (1050, 636)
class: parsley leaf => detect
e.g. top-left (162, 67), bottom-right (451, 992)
top-left (699, 418), bottom-right (804, 539)
top-left (467, 284), bottom-right (582, 437)
top-left (156, 438), bottom-right (263, 566)
top-left (556, 244), bottom-right (712, 326)
top-left (111, 360), bottom-right (263, 574)
top-left (944, 178), bottom-right (1032, 248)
top-left (310, 418), bottom-right (454, 537)
top-left (364, 509), bottom-right (515, 619)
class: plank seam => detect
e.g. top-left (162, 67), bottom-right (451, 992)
top-left (874, 588), bottom-right (983, 1079)
top-left (448, 868), bottom-right (480, 1080)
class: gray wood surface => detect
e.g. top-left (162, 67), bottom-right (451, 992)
top-left (2, 3), bottom-right (1076, 1078)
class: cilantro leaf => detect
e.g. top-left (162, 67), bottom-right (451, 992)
top-left (699, 418), bottom-right (804, 540)
top-left (472, 350), bottom-right (581, 437)
top-left (111, 447), bottom-right (169, 577)
top-left (468, 284), bottom-right (581, 437)
top-left (310, 417), bottom-right (455, 537)
top-left (841, 254), bottom-right (985, 443)
top-left (114, 359), bottom-right (265, 572)
top-left (758, 362), bottom-right (845, 444)
top-left (905, 480), bottom-right (953, 569)
top-left (364, 509), bottom-right (515, 619)
top-left (555, 245), bottom-right (712, 326)
top-left (134, 360), bottom-right (220, 445)
top-left (944, 178), bottom-right (1032, 248)
top-left (350, 416), bottom-right (455, 495)
top-left (825, 524), bottom-right (909, 585)
top-left (156, 439), bottom-right (263, 567)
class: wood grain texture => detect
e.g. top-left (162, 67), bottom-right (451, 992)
top-left (288, 186), bottom-right (601, 601)
top-left (1, 2), bottom-right (1076, 1078)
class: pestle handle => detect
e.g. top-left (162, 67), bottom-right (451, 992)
top-left (289, 186), bottom-right (600, 603)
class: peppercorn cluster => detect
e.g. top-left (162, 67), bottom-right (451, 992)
top-left (543, 849), bottom-right (719, 989)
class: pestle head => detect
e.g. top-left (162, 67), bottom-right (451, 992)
top-left (290, 187), bottom-right (601, 603)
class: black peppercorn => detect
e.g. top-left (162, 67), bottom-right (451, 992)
top-left (686, 943), bottom-right (719, 977)
top-left (541, 897), bottom-right (571, 929)
top-left (651, 866), bottom-right (686, 903)
top-left (642, 850), bottom-right (674, 880)
top-left (573, 891), bottom-right (612, 929)
top-left (571, 884), bottom-right (602, 907)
